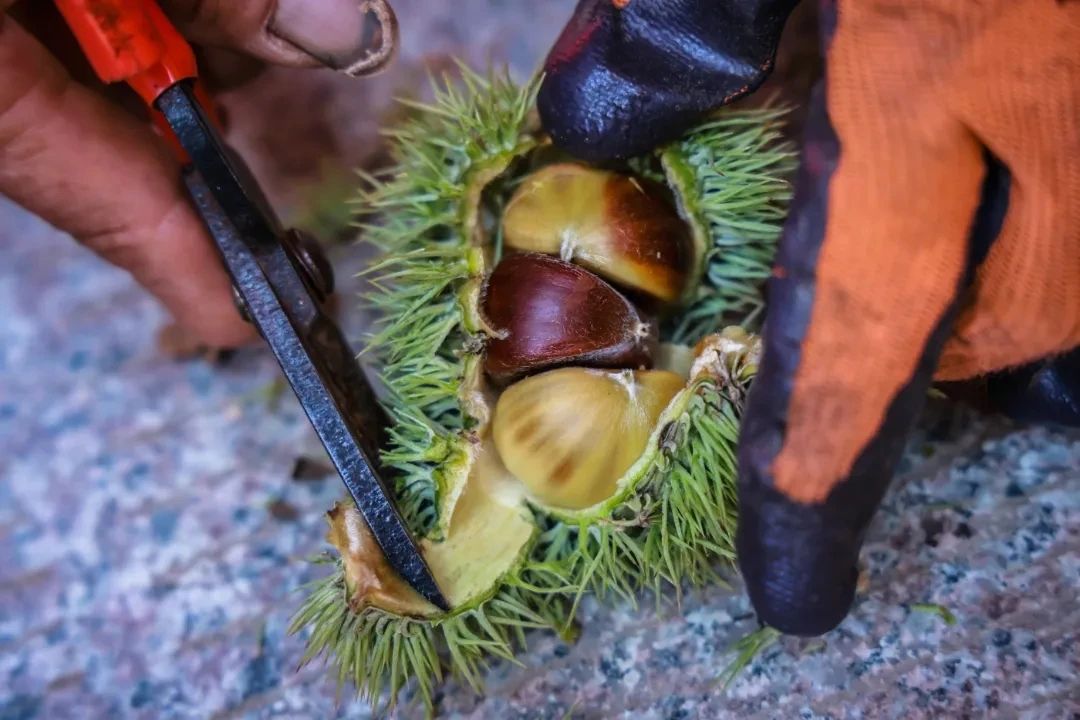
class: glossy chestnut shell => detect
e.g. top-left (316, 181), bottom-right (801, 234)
top-left (481, 252), bottom-right (654, 383)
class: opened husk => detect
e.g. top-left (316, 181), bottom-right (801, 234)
top-left (291, 67), bottom-right (795, 715)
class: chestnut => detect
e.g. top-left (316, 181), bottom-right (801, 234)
top-left (481, 253), bottom-right (654, 383)
top-left (501, 163), bottom-right (692, 303)
top-left (492, 367), bottom-right (685, 510)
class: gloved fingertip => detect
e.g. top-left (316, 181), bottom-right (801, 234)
top-left (537, 66), bottom-right (677, 163)
top-left (736, 481), bottom-right (859, 636)
top-left (984, 345), bottom-right (1080, 427)
top-left (538, 0), bottom-right (796, 162)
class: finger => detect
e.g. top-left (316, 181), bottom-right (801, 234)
top-left (537, 0), bottom-right (798, 163)
top-left (0, 16), bottom-right (253, 347)
top-left (161, 0), bottom-right (398, 77)
top-left (982, 347), bottom-right (1080, 427)
top-left (736, 2), bottom-right (995, 636)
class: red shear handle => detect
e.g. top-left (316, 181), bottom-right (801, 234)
top-left (53, 0), bottom-right (196, 106)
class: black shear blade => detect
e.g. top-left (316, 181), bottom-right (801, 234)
top-left (156, 81), bottom-right (448, 612)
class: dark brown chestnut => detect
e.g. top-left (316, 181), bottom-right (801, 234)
top-left (481, 253), bottom-right (654, 382)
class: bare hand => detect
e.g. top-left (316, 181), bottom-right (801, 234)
top-left (0, 0), bottom-right (395, 346)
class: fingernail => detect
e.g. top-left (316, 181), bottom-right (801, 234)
top-left (269, 0), bottom-right (397, 76)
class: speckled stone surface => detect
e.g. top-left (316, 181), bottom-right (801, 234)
top-left (4, 194), bottom-right (1080, 719)
top-left (3, 3), bottom-right (1080, 718)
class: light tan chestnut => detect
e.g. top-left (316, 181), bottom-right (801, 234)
top-left (492, 367), bottom-right (684, 510)
top-left (501, 163), bottom-right (692, 303)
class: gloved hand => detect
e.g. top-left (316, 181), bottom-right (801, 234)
top-left (0, 0), bottom-right (395, 347)
top-left (539, 0), bottom-right (1080, 635)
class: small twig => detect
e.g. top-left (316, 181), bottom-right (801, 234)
top-left (716, 626), bottom-right (781, 691)
top-left (910, 602), bottom-right (957, 626)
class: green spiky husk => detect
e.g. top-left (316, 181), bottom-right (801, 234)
top-left (293, 559), bottom-right (573, 715)
top-left (662, 109), bottom-right (797, 343)
top-left (291, 363), bottom-right (754, 714)
top-left (535, 356), bottom-right (755, 610)
top-left (357, 68), bottom-right (541, 537)
top-left (292, 66), bottom-right (795, 714)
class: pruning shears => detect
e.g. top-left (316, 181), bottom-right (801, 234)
top-left (54, 0), bottom-right (448, 611)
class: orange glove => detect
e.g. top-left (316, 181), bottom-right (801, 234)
top-left (540, 0), bottom-right (1079, 635)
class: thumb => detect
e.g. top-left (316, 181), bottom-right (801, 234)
top-left (161, 0), bottom-right (397, 77)
top-left (537, 0), bottom-right (798, 163)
